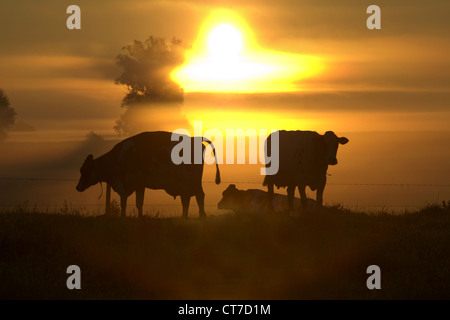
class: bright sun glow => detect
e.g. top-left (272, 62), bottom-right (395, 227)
top-left (171, 10), bottom-right (324, 93)
top-left (208, 24), bottom-right (243, 60)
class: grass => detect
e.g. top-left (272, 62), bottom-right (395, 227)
top-left (0, 204), bottom-right (450, 299)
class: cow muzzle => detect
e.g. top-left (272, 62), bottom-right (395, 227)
top-left (76, 184), bottom-right (86, 192)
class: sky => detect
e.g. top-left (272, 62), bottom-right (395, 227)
top-left (0, 0), bottom-right (449, 137)
top-left (0, 0), bottom-right (449, 212)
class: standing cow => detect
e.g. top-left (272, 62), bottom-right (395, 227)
top-left (76, 131), bottom-right (221, 218)
top-left (263, 130), bottom-right (348, 213)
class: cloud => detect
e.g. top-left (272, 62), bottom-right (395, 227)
top-left (8, 120), bottom-right (36, 132)
top-left (1, 0), bottom-right (449, 58)
top-left (0, 0), bottom-right (199, 57)
top-left (0, 55), bottom-right (120, 81)
top-left (185, 91), bottom-right (450, 114)
top-left (4, 87), bottom-right (121, 121)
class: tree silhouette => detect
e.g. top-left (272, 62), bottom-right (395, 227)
top-left (114, 37), bottom-right (188, 135)
top-left (0, 89), bottom-right (16, 141)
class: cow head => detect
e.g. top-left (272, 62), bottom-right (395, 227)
top-left (323, 131), bottom-right (349, 165)
top-left (218, 184), bottom-right (240, 211)
top-left (76, 154), bottom-right (98, 192)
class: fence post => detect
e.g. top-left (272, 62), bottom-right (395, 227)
top-left (105, 184), bottom-right (111, 215)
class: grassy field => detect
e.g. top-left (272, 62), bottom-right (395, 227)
top-left (1, 204), bottom-right (450, 300)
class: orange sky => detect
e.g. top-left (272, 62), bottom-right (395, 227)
top-left (0, 1), bottom-right (450, 211)
top-left (0, 0), bottom-right (449, 139)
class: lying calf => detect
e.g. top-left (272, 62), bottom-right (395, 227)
top-left (218, 184), bottom-right (315, 214)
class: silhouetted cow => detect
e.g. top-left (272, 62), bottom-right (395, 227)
top-left (76, 131), bottom-right (221, 218)
top-left (218, 184), bottom-right (315, 214)
top-left (263, 130), bottom-right (348, 213)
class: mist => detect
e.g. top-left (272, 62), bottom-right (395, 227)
top-left (1, 127), bottom-right (449, 215)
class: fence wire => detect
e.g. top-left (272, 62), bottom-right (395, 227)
top-left (1, 177), bottom-right (449, 188)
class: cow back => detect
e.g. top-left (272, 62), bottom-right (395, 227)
top-left (108, 131), bottom-right (206, 197)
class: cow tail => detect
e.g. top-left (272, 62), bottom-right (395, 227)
top-left (203, 138), bottom-right (221, 184)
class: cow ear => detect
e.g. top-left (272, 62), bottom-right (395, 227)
top-left (339, 137), bottom-right (349, 145)
top-left (229, 184), bottom-right (237, 190)
top-left (86, 154), bottom-right (94, 162)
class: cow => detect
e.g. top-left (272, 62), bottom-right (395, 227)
top-left (218, 184), bottom-right (315, 214)
top-left (76, 131), bottom-right (221, 218)
top-left (263, 130), bottom-right (348, 213)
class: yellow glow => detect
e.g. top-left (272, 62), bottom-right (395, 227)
top-left (171, 10), bottom-right (324, 93)
top-left (183, 109), bottom-right (326, 134)
top-left (208, 24), bottom-right (243, 60)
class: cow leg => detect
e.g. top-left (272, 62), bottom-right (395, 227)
top-left (298, 185), bottom-right (308, 212)
top-left (195, 189), bottom-right (206, 218)
top-left (316, 176), bottom-right (326, 206)
top-left (136, 187), bottom-right (145, 218)
top-left (181, 195), bottom-right (191, 219)
top-left (287, 185), bottom-right (295, 214)
top-left (267, 183), bottom-right (275, 213)
top-left (120, 194), bottom-right (128, 218)
top-left (316, 185), bottom-right (325, 206)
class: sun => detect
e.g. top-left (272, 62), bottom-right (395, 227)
top-left (171, 10), bottom-right (324, 93)
top-left (208, 24), bottom-right (243, 61)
